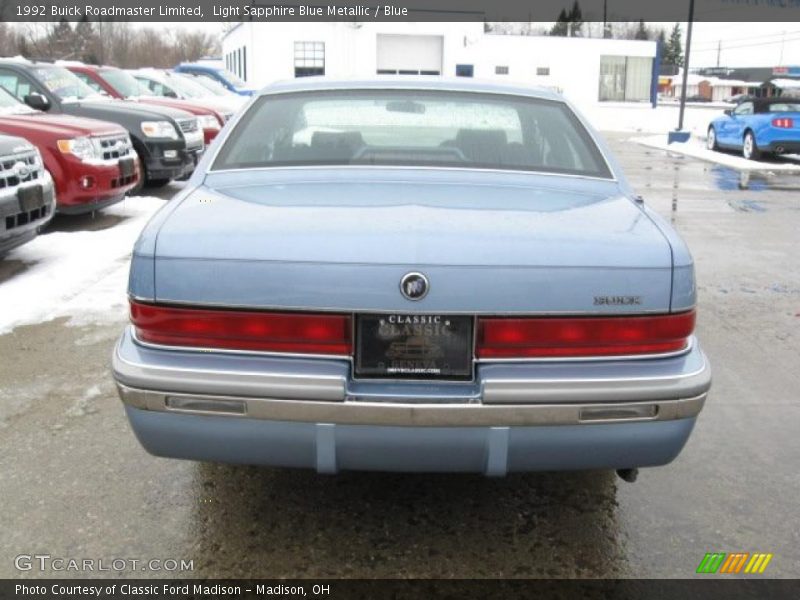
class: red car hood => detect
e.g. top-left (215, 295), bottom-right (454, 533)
top-left (0, 113), bottom-right (125, 138)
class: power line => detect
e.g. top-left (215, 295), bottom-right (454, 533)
top-left (691, 30), bottom-right (800, 49)
top-left (691, 33), bottom-right (800, 53)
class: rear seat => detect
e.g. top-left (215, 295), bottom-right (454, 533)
top-left (274, 131), bottom-right (365, 162)
top-left (442, 129), bottom-right (538, 166)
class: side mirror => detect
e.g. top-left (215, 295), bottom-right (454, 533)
top-left (24, 93), bottom-right (50, 111)
top-left (723, 109), bottom-right (733, 116)
top-left (164, 90), bottom-right (178, 99)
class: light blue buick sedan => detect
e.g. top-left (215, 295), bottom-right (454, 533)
top-left (113, 78), bottom-right (711, 478)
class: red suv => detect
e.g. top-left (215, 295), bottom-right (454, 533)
top-left (65, 64), bottom-right (227, 145)
top-left (0, 87), bottom-right (138, 214)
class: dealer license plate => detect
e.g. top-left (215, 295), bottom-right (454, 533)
top-left (355, 314), bottom-right (473, 380)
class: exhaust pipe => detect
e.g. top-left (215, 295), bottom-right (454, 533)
top-left (776, 146), bottom-right (785, 154)
top-left (616, 468), bottom-right (639, 483)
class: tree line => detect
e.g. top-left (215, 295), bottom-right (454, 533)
top-left (487, 5), bottom-right (686, 68)
top-left (546, 2), bottom-right (685, 67)
top-left (0, 20), bottom-right (220, 68)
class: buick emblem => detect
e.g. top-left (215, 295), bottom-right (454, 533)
top-left (400, 272), bottom-right (429, 301)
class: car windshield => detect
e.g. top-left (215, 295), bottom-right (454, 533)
top-left (212, 90), bottom-right (611, 178)
top-left (33, 66), bottom-right (104, 101)
top-left (0, 86), bottom-right (35, 114)
top-left (164, 73), bottom-right (211, 98)
top-left (100, 68), bottom-right (153, 98)
top-left (186, 74), bottom-right (231, 96)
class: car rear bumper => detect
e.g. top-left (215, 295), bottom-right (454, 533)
top-left (112, 327), bottom-right (711, 474)
top-left (123, 404), bottom-right (698, 475)
top-left (761, 140), bottom-right (800, 154)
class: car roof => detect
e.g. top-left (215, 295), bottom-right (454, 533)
top-left (257, 77), bottom-right (564, 102)
top-left (753, 97), bottom-right (800, 111)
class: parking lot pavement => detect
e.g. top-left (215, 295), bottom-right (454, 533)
top-left (1, 137), bottom-right (799, 579)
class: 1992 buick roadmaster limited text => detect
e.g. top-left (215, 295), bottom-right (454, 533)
top-left (112, 79), bottom-right (712, 476)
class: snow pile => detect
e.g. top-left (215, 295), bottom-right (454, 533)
top-left (582, 103), bottom-right (727, 135)
top-left (632, 135), bottom-right (800, 171)
top-left (0, 196), bottom-right (165, 335)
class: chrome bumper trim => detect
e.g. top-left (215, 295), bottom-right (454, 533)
top-left (481, 356), bottom-right (711, 404)
top-left (116, 383), bottom-right (706, 427)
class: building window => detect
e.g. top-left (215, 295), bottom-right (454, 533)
top-left (495, 66), bottom-right (509, 75)
top-left (599, 56), bottom-right (652, 102)
top-left (537, 67), bottom-right (550, 76)
top-left (376, 69), bottom-right (440, 76)
top-left (456, 64), bottom-right (474, 78)
top-left (294, 41), bottom-right (325, 77)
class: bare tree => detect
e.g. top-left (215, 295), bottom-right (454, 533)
top-left (7, 21), bottom-right (221, 68)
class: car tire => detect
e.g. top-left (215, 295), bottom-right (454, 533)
top-left (743, 131), bottom-right (761, 161)
top-left (706, 127), bottom-right (719, 151)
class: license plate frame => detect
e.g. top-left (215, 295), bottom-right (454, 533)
top-left (355, 314), bottom-right (474, 380)
top-left (17, 185), bottom-right (44, 212)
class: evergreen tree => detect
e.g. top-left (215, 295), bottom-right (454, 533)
top-left (550, 2), bottom-right (583, 37)
top-left (48, 19), bottom-right (76, 59)
top-left (568, 1), bottom-right (583, 37)
top-left (550, 9), bottom-right (569, 36)
top-left (75, 18), bottom-right (99, 64)
top-left (635, 20), bottom-right (649, 40)
top-left (664, 23), bottom-right (684, 67)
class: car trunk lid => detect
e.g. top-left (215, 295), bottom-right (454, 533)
top-left (150, 169), bottom-right (674, 313)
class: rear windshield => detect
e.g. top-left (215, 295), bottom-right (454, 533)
top-left (212, 90), bottom-right (612, 178)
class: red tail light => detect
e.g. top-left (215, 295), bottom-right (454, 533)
top-left (130, 301), bottom-right (352, 355)
top-left (772, 117), bottom-right (794, 128)
top-left (476, 311), bottom-right (695, 358)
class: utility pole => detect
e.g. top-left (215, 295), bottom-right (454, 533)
top-left (716, 40), bottom-right (721, 68)
top-left (603, 0), bottom-right (608, 38)
top-left (676, 0), bottom-right (695, 134)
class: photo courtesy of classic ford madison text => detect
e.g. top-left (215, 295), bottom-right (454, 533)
top-left (1, 6), bottom-right (799, 592)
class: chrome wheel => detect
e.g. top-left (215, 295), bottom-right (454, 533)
top-left (706, 127), bottom-right (717, 150)
top-left (743, 132), bottom-right (758, 160)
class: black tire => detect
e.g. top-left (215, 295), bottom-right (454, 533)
top-left (706, 126), bottom-right (719, 151)
top-left (146, 178), bottom-right (172, 188)
top-left (742, 130), bottom-right (761, 161)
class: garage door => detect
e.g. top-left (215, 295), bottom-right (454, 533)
top-left (376, 35), bottom-right (443, 75)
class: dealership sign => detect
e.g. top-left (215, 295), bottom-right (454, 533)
top-left (773, 66), bottom-right (800, 77)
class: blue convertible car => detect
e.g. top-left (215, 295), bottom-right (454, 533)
top-left (113, 79), bottom-right (711, 477)
top-left (707, 97), bottom-right (800, 160)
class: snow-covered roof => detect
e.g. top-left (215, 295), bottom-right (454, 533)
top-left (669, 73), bottom-right (752, 88)
top-left (771, 78), bottom-right (800, 89)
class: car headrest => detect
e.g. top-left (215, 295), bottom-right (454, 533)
top-left (310, 131), bottom-right (364, 150)
top-left (455, 129), bottom-right (508, 148)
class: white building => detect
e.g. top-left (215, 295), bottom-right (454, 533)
top-left (222, 23), bottom-right (657, 109)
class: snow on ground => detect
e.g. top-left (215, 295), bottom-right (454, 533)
top-left (583, 102), bottom-right (727, 136)
top-left (632, 134), bottom-right (800, 172)
top-left (0, 196), bottom-right (165, 335)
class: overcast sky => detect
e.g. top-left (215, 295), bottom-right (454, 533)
top-left (124, 21), bottom-right (800, 70)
